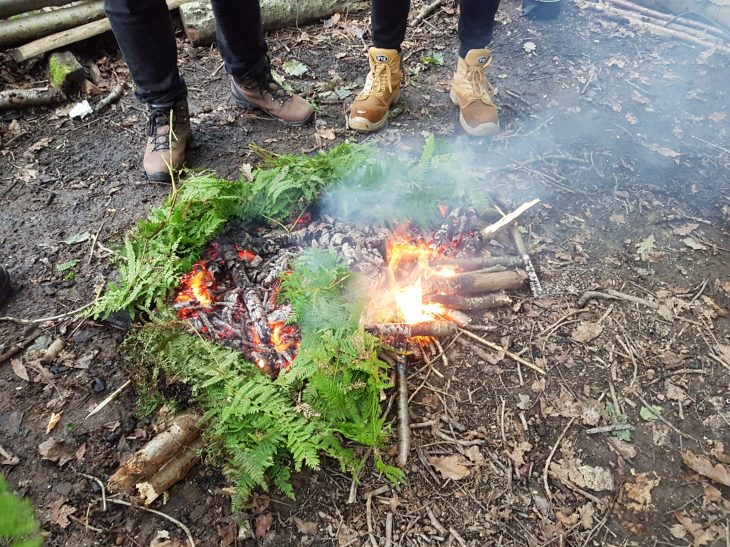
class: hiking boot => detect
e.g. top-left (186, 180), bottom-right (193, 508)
top-left (231, 71), bottom-right (314, 126)
top-left (144, 99), bottom-right (192, 182)
top-left (348, 48), bottom-right (401, 132)
top-left (449, 48), bottom-right (500, 136)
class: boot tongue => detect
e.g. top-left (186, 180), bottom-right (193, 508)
top-left (369, 48), bottom-right (396, 64)
top-left (463, 48), bottom-right (492, 67)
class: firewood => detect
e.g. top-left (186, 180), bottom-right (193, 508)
top-left (396, 357), bottom-right (410, 468)
top-left (480, 199), bottom-right (541, 240)
top-left (424, 270), bottom-right (527, 296)
top-left (426, 292), bottom-right (513, 310)
top-left (0, 86), bottom-right (65, 111)
top-left (604, 0), bottom-right (729, 39)
top-left (509, 224), bottom-right (544, 298)
top-left (429, 255), bottom-right (522, 271)
top-left (179, 0), bottom-right (356, 47)
top-left (410, 0), bottom-right (444, 26)
top-left (136, 437), bottom-right (203, 505)
top-left (365, 322), bottom-right (457, 338)
top-left (8, 0), bottom-right (189, 62)
top-left (107, 412), bottom-right (201, 493)
top-left (0, 0), bottom-right (105, 48)
top-left (0, 0), bottom-right (77, 20)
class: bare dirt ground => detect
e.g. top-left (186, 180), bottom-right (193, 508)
top-left (1, 0), bottom-right (729, 545)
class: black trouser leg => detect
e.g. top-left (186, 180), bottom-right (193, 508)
top-left (458, 0), bottom-right (502, 57)
top-left (104, 0), bottom-right (186, 107)
top-left (210, 0), bottom-right (269, 81)
top-left (371, 0), bottom-right (410, 50)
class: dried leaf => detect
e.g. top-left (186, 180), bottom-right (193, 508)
top-left (46, 411), bottom-right (63, 434)
top-left (703, 484), bottom-right (722, 504)
top-left (282, 60), bottom-right (308, 77)
top-left (608, 438), bottom-right (636, 460)
top-left (48, 497), bottom-right (76, 529)
top-left (550, 460), bottom-right (614, 491)
top-left (623, 473), bottom-right (659, 512)
top-left (293, 516), bottom-right (317, 535)
top-left (38, 437), bottom-right (75, 466)
top-left (646, 144), bottom-right (681, 158)
top-left (635, 234), bottom-right (656, 261)
top-left (316, 127), bottom-right (336, 140)
top-left (682, 237), bottom-right (707, 251)
top-left (571, 322), bottom-right (603, 343)
top-left (609, 214), bottom-right (625, 225)
top-left (11, 359), bottom-right (29, 382)
top-left (579, 503), bottom-right (595, 529)
top-left (507, 441), bottom-right (533, 467)
top-left (673, 223), bottom-right (699, 236)
top-left (254, 513), bottom-right (273, 540)
top-left (463, 445), bottom-right (484, 466)
top-left (675, 512), bottom-right (716, 545)
top-left (681, 450), bottom-right (730, 486)
top-left (428, 454), bottom-right (471, 480)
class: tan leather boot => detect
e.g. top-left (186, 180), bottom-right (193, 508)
top-left (450, 49), bottom-right (500, 136)
top-left (231, 72), bottom-right (314, 126)
top-left (143, 99), bottom-right (192, 182)
top-left (348, 48), bottom-right (401, 132)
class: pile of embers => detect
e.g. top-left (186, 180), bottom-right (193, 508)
top-left (172, 199), bottom-right (543, 377)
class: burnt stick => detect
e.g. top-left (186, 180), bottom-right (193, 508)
top-left (429, 255), bottom-right (522, 271)
top-left (243, 288), bottom-right (270, 344)
top-left (424, 270), bottom-right (527, 296)
top-left (365, 322), bottom-right (457, 338)
top-left (426, 292), bottom-right (513, 310)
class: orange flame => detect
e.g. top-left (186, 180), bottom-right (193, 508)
top-left (174, 262), bottom-right (214, 310)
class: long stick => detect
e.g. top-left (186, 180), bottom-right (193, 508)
top-left (457, 327), bottom-right (546, 375)
top-left (0, 86), bottom-right (66, 111)
top-left (397, 357), bottom-right (410, 468)
top-left (604, 0), bottom-right (729, 38)
top-left (410, 0), bottom-right (443, 26)
top-left (480, 199), bottom-right (541, 240)
top-left (0, 0), bottom-right (77, 20)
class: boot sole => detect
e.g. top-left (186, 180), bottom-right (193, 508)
top-left (449, 88), bottom-right (500, 137)
top-left (232, 85), bottom-right (315, 127)
top-left (348, 89), bottom-right (401, 132)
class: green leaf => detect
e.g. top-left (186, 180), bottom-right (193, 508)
top-left (420, 52), bottom-right (445, 66)
top-left (62, 231), bottom-right (91, 245)
top-left (282, 60), bottom-right (309, 77)
top-left (334, 87), bottom-right (353, 100)
top-left (56, 259), bottom-right (79, 272)
top-left (639, 405), bottom-right (662, 422)
top-left (271, 70), bottom-right (294, 92)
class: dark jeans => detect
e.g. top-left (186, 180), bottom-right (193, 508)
top-left (372, 0), bottom-right (501, 57)
top-left (104, 0), bottom-right (268, 107)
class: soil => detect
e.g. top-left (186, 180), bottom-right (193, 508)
top-left (1, 0), bottom-right (730, 546)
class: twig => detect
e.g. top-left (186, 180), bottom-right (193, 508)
top-left (645, 368), bottom-right (708, 386)
top-left (0, 300), bottom-right (96, 324)
top-left (411, 0), bottom-right (444, 26)
top-left (457, 328), bottom-right (546, 375)
top-left (448, 527), bottom-right (467, 547)
top-left (481, 199), bottom-right (541, 240)
top-left (543, 417), bottom-right (576, 501)
top-left (106, 498), bottom-right (195, 547)
top-left (0, 325), bottom-right (39, 364)
top-left (635, 394), bottom-right (699, 442)
top-left (709, 353), bottom-right (730, 373)
top-left (427, 507), bottom-right (448, 536)
top-left (77, 472), bottom-right (106, 511)
top-left (434, 430), bottom-right (485, 447)
top-left (397, 358), bottom-right (411, 468)
top-left (94, 84), bottom-right (124, 113)
top-left (385, 512), bottom-right (393, 547)
top-left (68, 514), bottom-right (103, 533)
top-left (585, 424), bottom-right (635, 435)
top-left (85, 379), bottom-right (131, 419)
top-left (366, 494), bottom-right (378, 547)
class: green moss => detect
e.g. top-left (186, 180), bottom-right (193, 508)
top-left (48, 55), bottom-right (75, 88)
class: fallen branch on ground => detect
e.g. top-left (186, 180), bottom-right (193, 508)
top-left (410, 0), bottom-right (444, 26)
top-left (0, 86), bottom-right (66, 111)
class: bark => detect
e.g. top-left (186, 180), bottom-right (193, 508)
top-left (136, 437), bottom-right (203, 505)
top-left (365, 321), bottom-right (457, 338)
top-left (424, 269), bottom-right (527, 296)
top-left (426, 292), bottom-right (513, 310)
top-left (0, 0), bottom-right (76, 20)
top-left (9, 0), bottom-right (189, 62)
top-left (180, 0), bottom-right (357, 47)
top-left (0, 86), bottom-right (66, 111)
top-left (0, 0), bottom-right (105, 48)
top-left (430, 255), bottom-right (522, 271)
top-left (107, 412), bottom-right (201, 493)
top-left (396, 359), bottom-right (410, 468)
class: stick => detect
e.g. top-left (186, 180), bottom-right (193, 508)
top-left (430, 255), bottom-right (522, 271)
top-left (85, 379), bottom-right (131, 419)
top-left (106, 499), bottom-right (195, 547)
top-left (424, 270), bottom-right (527, 296)
top-left (0, 0), bottom-right (78, 19)
top-left (0, 300), bottom-right (95, 324)
top-left (480, 199), bottom-right (541, 240)
top-left (457, 328), bottom-right (546, 375)
top-left (94, 83), bottom-right (124, 113)
top-left (605, 0), bottom-right (729, 38)
top-left (137, 437), bottom-right (203, 505)
top-left (410, 0), bottom-right (444, 26)
top-left (543, 417), bottom-right (576, 501)
top-left (9, 0), bottom-right (189, 62)
top-left (397, 357), bottom-right (411, 468)
top-left (384, 512), bottom-right (393, 547)
top-left (585, 424), bottom-right (635, 435)
top-left (0, 86), bottom-right (66, 111)
top-left (366, 322), bottom-right (457, 338)
top-left (426, 292), bottom-right (513, 310)
top-left (427, 507), bottom-right (448, 536)
top-left (510, 224), bottom-right (544, 298)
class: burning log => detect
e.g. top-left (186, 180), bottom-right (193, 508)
top-left (365, 322), bottom-right (457, 338)
top-left (136, 437), bottom-right (203, 505)
top-left (429, 255), bottom-right (522, 271)
top-left (424, 270), bottom-right (527, 296)
top-left (427, 292), bottom-right (513, 310)
top-left (243, 288), bottom-right (270, 344)
top-left (108, 412), bottom-right (201, 493)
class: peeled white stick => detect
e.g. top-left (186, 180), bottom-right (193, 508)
top-left (480, 199), bottom-right (541, 240)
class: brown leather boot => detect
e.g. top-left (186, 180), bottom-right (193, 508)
top-left (348, 48), bottom-right (401, 132)
top-left (450, 48), bottom-right (500, 136)
top-left (144, 99), bottom-right (192, 182)
top-left (231, 71), bottom-right (314, 126)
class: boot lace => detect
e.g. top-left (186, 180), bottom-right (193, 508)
top-left (359, 61), bottom-right (392, 99)
top-left (147, 108), bottom-right (174, 152)
top-left (247, 72), bottom-right (293, 105)
top-left (464, 62), bottom-right (495, 105)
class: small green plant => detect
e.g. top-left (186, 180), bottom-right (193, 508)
top-left (606, 402), bottom-right (632, 442)
top-left (0, 475), bottom-right (43, 547)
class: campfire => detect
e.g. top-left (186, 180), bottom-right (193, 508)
top-left (170, 199), bottom-right (544, 464)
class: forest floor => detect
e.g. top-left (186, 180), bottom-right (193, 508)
top-left (1, 0), bottom-right (729, 545)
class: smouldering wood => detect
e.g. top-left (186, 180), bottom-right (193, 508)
top-left (426, 292), bottom-right (512, 310)
top-left (424, 269), bottom-right (527, 296)
top-left (365, 321), bottom-right (457, 338)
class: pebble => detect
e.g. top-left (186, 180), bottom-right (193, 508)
top-left (91, 377), bottom-right (106, 393)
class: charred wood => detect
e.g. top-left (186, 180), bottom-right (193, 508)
top-left (427, 292), bottom-right (513, 310)
top-left (430, 255), bottom-right (522, 271)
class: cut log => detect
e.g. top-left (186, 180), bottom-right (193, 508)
top-left (180, 0), bottom-right (356, 47)
top-left (0, 0), bottom-right (105, 48)
top-left (0, 0), bottom-right (77, 20)
top-left (605, 0), bottom-right (729, 38)
top-left (107, 411), bottom-right (201, 493)
top-left (9, 0), bottom-right (189, 62)
top-left (430, 255), bottom-right (522, 271)
top-left (609, 0), bottom-right (730, 31)
top-left (426, 292), bottom-right (513, 310)
top-left (136, 437), bottom-right (203, 505)
top-left (366, 321), bottom-right (457, 338)
top-left (0, 86), bottom-right (66, 111)
top-left (48, 50), bottom-right (84, 88)
top-left (424, 270), bottom-right (527, 296)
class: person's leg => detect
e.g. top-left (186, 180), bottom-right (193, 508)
top-left (104, 0), bottom-right (191, 181)
top-left (210, 0), bottom-right (313, 125)
top-left (104, 0), bottom-right (186, 106)
top-left (458, 0), bottom-right (501, 57)
top-left (450, 0), bottom-right (502, 136)
top-left (348, 0), bottom-right (409, 132)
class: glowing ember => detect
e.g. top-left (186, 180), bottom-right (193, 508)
top-left (237, 248), bottom-right (258, 262)
top-left (174, 261), bottom-right (215, 311)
